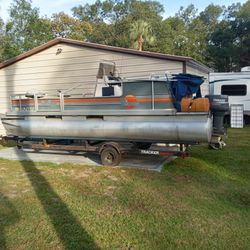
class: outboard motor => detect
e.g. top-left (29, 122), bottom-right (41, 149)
top-left (208, 95), bottom-right (229, 135)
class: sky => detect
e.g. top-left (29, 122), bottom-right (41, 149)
top-left (0, 0), bottom-right (247, 22)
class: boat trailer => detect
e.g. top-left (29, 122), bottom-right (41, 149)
top-left (2, 137), bottom-right (188, 166)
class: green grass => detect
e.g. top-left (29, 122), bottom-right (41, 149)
top-left (0, 128), bottom-right (250, 249)
top-left (0, 140), bottom-right (16, 150)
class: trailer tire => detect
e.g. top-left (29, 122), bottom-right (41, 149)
top-left (101, 146), bottom-right (121, 166)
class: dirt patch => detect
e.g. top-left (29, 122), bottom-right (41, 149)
top-left (104, 185), bottom-right (117, 199)
top-left (21, 188), bottom-right (31, 193)
top-left (6, 192), bottom-right (18, 199)
top-left (73, 169), bottom-right (94, 179)
top-left (107, 175), bottom-right (119, 181)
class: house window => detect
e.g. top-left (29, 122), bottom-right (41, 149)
top-left (221, 85), bottom-right (247, 96)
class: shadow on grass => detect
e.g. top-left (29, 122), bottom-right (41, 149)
top-left (20, 159), bottom-right (99, 250)
top-left (164, 148), bottom-right (250, 209)
top-left (0, 192), bottom-right (20, 250)
top-left (2, 47), bottom-right (99, 250)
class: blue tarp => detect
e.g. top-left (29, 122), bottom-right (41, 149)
top-left (170, 73), bottom-right (204, 111)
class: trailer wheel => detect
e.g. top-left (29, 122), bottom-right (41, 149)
top-left (101, 147), bottom-right (121, 166)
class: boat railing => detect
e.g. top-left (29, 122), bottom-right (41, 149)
top-left (9, 92), bottom-right (82, 112)
top-left (9, 78), bottom-right (172, 112)
top-left (10, 93), bottom-right (59, 112)
top-left (9, 80), bottom-right (98, 112)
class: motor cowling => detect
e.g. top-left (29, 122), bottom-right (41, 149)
top-left (207, 95), bottom-right (229, 135)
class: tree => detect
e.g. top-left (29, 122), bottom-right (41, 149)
top-left (3, 0), bottom-right (53, 60)
top-left (0, 17), bottom-right (5, 61)
top-left (199, 4), bottom-right (224, 27)
top-left (130, 20), bottom-right (155, 51)
top-left (208, 20), bottom-right (239, 71)
top-left (155, 5), bottom-right (208, 62)
top-left (233, 0), bottom-right (250, 67)
top-left (127, 0), bottom-right (164, 23)
top-left (72, 0), bottom-right (105, 22)
top-left (153, 16), bottom-right (185, 55)
top-left (72, 0), bottom-right (164, 23)
top-left (177, 4), bottom-right (198, 24)
top-left (50, 12), bottom-right (92, 40)
top-left (186, 17), bottom-right (208, 62)
top-left (206, 2), bottom-right (249, 71)
top-left (72, 0), bottom-right (164, 48)
top-left (0, 0), bottom-right (247, 72)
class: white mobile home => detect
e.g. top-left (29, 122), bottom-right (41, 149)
top-left (209, 69), bottom-right (250, 124)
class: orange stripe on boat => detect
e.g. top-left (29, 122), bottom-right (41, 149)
top-left (12, 99), bottom-right (59, 104)
top-left (12, 97), bottom-right (176, 105)
top-left (12, 100), bottom-right (35, 104)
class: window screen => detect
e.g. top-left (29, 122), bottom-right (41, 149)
top-left (154, 82), bottom-right (171, 95)
top-left (123, 82), bottom-right (152, 96)
top-left (221, 85), bottom-right (247, 96)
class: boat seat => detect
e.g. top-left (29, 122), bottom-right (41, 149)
top-left (95, 83), bottom-right (122, 97)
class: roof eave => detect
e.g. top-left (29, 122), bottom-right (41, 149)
top-left (0, 39), bottom-right (60, 69)
top-left (187, 59), bottom-right (214, 73)
top-left (0, 38), bottom-right (211, 72)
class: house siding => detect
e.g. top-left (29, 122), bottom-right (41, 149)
top-left (186, 64), bottom-right (209, 96)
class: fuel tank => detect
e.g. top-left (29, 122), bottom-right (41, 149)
top-left (2, 114), bottom-right (212, 144)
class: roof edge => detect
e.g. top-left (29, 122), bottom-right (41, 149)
top-left (187, 60), bottom-right (213, 74)
top-left (58, 38), bottom-right (192, 62)
top-left (0, 38), bottom-right (210, 72)
top-left (0, 38), bottom-right (60, 70)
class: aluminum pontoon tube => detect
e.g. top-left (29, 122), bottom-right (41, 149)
top-left (2, 114), bottom-right (213, 143)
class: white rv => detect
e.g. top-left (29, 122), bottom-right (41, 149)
top-left (209, 67), bottom-right (250, 124)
